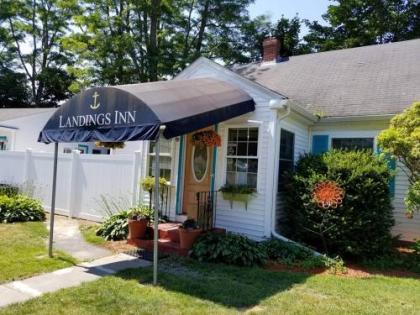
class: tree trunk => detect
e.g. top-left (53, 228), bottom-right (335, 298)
top-left (149, 0), bottom-right (160, 82)
top-left (194, 0), bottom-right (210, 59)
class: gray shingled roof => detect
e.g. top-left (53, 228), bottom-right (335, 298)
top-left (234, 39), bottom-right (420, 118)
top-left (0, 108), bottom-right (55, 122)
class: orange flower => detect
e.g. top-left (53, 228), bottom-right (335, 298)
top-left (312, 181), bottom-right (345, 209)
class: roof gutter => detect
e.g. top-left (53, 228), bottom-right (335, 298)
top-left (0, 124), bottom-right (18, 130)
top-left (318, 113), bottom-right (395, 123)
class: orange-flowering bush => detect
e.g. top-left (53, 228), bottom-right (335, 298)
top-left (312, 181), bottom-right (344, 209)
top-left (192, 130), bottom-right (221, 147)
top-left (282, 150), bottom-right (394, 258)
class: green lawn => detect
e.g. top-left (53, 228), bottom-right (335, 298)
top-left (0, 222), bottom-right (77, 283)
top-left (1, 257), bottom-right (419, 315)
top-left (79, 223), bottom-right (106, 246)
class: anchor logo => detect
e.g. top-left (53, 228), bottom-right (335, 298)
top-left (90, 92), bottom-right (100, 110)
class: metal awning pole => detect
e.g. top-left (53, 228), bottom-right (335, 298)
top-left (153, 136), bottom-right (160, 285)
top-left (48, 142), bottom-right (59, 258)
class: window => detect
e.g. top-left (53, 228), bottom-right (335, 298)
top-left (192, 145), bottom-right (209, 182)
top-left (0, 136), bottom-right (7, 150)
top-left (332, 138), bottom-right (374, 151)
top-left (226, 127), bottom-right (258, 188)
top-left (148, 138), bottom-right (172, 181)
top-left (278, 129), bottom-right (295, 192)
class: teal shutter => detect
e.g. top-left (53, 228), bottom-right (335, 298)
top-left (312, 135), bottom-right (329, 155)
top-left (377, 147), bottom-right (396, 197)
top-left (388, 158), bottom-right (396, 197)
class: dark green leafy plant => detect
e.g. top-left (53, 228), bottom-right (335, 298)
top-left (411, 240), bottom-right (420, 256)
top-left (128, 205), bottom-right (153, 221)
top-left (96, 210), bottom-right (130, 241)
top-left (282, 150), bottom-right (395, 259)
top-left (190, 232), bottom-right (267, 267)
top-left (260, 238), bottom-right (346, 273)
top-left (0, 195), bottom-right (45, 223)
top-left (219, 184), bottom-right (256, 194)
top-left (0, 184), bottom-right (19, 197)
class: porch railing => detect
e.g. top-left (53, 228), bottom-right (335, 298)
top-left (196, 191), bottom-right (217, 231)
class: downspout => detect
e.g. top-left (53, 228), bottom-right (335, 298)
top-left (269, 100), bottom-right (321, 254)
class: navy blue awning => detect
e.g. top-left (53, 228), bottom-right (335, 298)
top-left (38, 78), bottom-right (255, 143)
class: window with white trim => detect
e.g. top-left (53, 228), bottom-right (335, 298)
top-left (331, 138), bottom-right (374, 151)
top-left (226, 127), bottom-right (258, 188)
top-left (148, 138), bottom-right (172, 181)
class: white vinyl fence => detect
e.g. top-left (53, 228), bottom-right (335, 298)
top-left (0, 149), bottom-right (143, 222)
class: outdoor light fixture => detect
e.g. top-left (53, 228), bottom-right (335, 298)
top-left (247, 119), bottom-right (263, 124)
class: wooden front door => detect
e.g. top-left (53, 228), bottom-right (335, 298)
top-left (182, 130), bottom-right (213, 219)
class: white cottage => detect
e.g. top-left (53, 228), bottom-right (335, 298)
top-left (136, 38), bottom-right (420, 242)
top-left (0, 38), bottom-right (419, 242)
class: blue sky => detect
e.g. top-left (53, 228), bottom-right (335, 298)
top-left (249, 0), bottom-right (332, 35)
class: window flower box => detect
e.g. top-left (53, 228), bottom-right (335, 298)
top-left (219, 184), bottom-right (256, 210)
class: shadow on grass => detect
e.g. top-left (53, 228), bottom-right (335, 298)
top-left (116, 257), bottom-right (310, 309)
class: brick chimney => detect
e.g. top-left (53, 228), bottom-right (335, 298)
top-left (262, 37), bottom-right (280, 62)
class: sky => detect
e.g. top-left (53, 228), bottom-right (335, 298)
top-left (248, 0), bottom-right (332, 35)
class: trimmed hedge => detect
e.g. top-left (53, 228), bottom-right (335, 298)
top-left (282, 150), bottom-right (394, 259)
top-left (0, 194), bottom-right (45, 223)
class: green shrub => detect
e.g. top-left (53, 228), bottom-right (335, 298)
top-left (261, 239), bottom-right (315, 265)
top-left (190, 232), bottom-right (267, 267)
top-left (282, 150), bottom-right (394, 259)
top-left (260, 238), bottom-right (346, 273)
top-left (0, 195), bottom-right (45, 223)
top-left (0, 184), bottom-right (19, 197)
top-left (96, 210), bottom-right (130, 241)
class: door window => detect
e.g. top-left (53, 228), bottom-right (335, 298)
top-left (192, 145), bottom-right (209, 182)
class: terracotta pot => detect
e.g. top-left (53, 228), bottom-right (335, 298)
top-left (178, 228), bottom-right (203, 250)
top-left (128, 219), bottom-right (148, 240)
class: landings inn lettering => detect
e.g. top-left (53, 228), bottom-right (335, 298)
top-left (59, 111), bottom-right (137, 128)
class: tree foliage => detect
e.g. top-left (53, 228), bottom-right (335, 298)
top-left (0, 0), bottom-right (419, 107)
top-left (304, 0), bottom-right (420, 52)
top-left (378, 102), bottom-right (420, 216)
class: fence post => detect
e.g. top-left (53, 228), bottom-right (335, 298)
top-left (68, 150), bottom-right (80, 218)
top-left (22, 148), bottom-right (33, 194)
top-left (131, 150), bottom-right (142, 206)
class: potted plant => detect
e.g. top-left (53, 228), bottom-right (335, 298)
top-left (219, 184), bottom-right (256, 209)
top-left (127, 205), bottom-right (150, 240)
top-left (178, 219), bottom-right (203, 250)
top-left (191, 130), bottom-right (221, 147)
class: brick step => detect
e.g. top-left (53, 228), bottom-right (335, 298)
top-left (127, 238), bottom-right (188, 256)
top-left (156, 223), bottom-right (180, 243)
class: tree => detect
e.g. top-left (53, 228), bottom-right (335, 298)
top-left (0, 19), bottom-right (29, 107)
top-left (0, 68), bottom-right (29, 108)
top-left (378, 102), bottom-right (420, 217)
top-left (0, 0), bottom-right (79, 106)
top-left (274, 15), bottom-right (309, 56)
top-left (304, 0), bottom-right (420, 52)
top-left (64, 0), bottom-right (257, 85)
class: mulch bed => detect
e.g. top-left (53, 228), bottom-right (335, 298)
top-left (266, 261), bottom-right (419, 278)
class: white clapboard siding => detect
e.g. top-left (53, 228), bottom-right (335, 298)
top-left (392, 162), bottom-right (420, 241)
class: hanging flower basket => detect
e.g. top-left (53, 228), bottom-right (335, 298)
top-left (312, 180), bottom-right (345, 209)
top-left (191, 130), bottom-right (221, 147)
